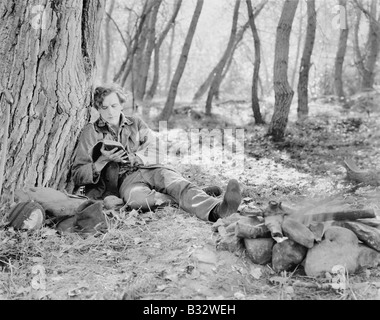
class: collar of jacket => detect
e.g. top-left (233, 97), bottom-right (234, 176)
top-left (95, 114), bottom-right (134, 131)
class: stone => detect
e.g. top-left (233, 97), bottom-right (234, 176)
top-left (235, 217), bottom-right (270, 239)
top-left (324, 226), bottom-right (358, 245)
top-left (216, 233), bottom-right (243, 253)
top-left (272, 240), bottom-right (308, 272)
top-left (304, 227), bottom-right (359, 277)
top-left (103, 196), bottom-right (124, 210)
top-left (335, 221), bottom-right (380, 252)
top-left (244, 238), bottom-right (275, 265)
top-left (282, 217), bottom-right (315, 249)
top-left (357, 244), bottom-right (380, 269)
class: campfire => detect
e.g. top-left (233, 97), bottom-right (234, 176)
top-left (213, 201), bottom-right (380, 276)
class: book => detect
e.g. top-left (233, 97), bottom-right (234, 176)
top-left (91, 139), bottom-right (126, 161)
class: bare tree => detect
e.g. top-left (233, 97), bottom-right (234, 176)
top-left (246, 0), bottom-right (264, 124)
top-left (158, 0), bottom-right (204, 122)
top-left (267, 0), bottom-right (299, 141)
top-left (192, 0), bottom-right (268, 102)
top-left (0, 0), bottom-right (104, 202)
top-left (334, 0), bottom-right (349, 99)
top-left (146, 0), bottom-right (183, 101)
top-left (205, 0), bottom-right (241, 116)
top-left (102, 0), bottom-right (116, 83)
top-left (297, 0), bottom-right (316, 119)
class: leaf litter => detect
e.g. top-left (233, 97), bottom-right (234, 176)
top-left (0, 100), bottom-right (380, 300)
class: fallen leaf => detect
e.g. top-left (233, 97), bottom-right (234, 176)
top-left (31, 265), bottom-right (46, 291)
top-left (250, 267), bottom-right (262, 280)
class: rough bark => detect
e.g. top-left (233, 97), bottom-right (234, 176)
top-left (205, 0), bottom-right (241, 116)
top-left (102, 0), bottom-right (115, 83)
top-left (353, 0), bottom-right (380, 90)
top-left (146, 0), bottom-right (183, 101)
top-left (267, 0), bottom-right (299, 141)
top-left (334, 0), bottom-right (349, 99)
top-left (158, 0), bottom-right (204, 122)
top-left (297, 0), bottom-right (316, 120)
top-left (246, 0), bottom-right (264, 124)
top-left (0, 0), bottom-right (104, 202)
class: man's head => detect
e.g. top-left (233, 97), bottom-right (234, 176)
top-left (94, 85), bottom-right (131, 125)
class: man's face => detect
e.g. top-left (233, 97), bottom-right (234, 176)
top-left (98, 92), bottom-right (123, 125)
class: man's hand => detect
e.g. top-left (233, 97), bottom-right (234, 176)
top-left (94, 145), bottom-right (129, 173)
top-left (128, 153), bottom-right (144, 167)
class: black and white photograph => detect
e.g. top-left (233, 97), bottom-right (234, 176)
top-left (0, 0), bottom-right (380, 303)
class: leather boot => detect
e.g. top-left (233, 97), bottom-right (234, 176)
top-left (208, 179), bottom-right (241, 222)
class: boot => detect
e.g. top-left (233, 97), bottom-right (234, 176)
top-left (208, 179), bottom-right (241, 222)
top-left (202, 186), bottom-right (223, 197)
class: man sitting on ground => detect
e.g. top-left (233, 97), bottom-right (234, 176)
top-left (71, 85), bottom-right (242, 223)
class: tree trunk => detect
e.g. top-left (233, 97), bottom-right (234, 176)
top-left (146, 0), bottom-right (183, 101)
top-left (267, 0), bottom-right (299, 141)
top-left (165, 24), bottom-right (176, 95)
top-left (0, 0), bottom-right (104, 202)
top-left (353, 0), bottom-right (380, 90)
top-left (158, 0), bottom-right (204, 122)
top-left (290, 0), bottom-right (303, 89)
top-left (334, 0), bottom-right (349, 99)
top-left (297, 0), bottom-right (316, 120)
top-left (246, 0), bottom-right (264, 124)
top-left (102, 0), bottom-right (115, 83)
top-left (205, 0), bottom-right (241, 116)
top-left (193, 0), bottom-right (268, 102)
top-left (363, 0), bottom-right (380, 90)
top-left (135, 0), bottom-right (162, 101)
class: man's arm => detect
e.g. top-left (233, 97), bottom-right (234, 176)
top-left (71, 125), bottom-right (103, 186)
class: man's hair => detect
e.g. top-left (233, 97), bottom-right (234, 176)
top-left (93, 85), bottom-right (130, 110)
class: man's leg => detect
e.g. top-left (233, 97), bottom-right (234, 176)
top-left (139, 168), bottom-right (225, 221)
top-left (119, 170), bottom-right (175, 211)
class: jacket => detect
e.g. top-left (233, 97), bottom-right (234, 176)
top-left (71, 114), bottom-right (171, 199)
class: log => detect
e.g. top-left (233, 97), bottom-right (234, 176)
top-left (282, 217), bottom-right (315, 249)
top-left (334, 221), bottom-right (380, 252)
top-left (265, 215), bottom-right (284, 239)
top-left (343, 158), bottom-right (380, 186)
top-left (308, 222), bottom-right (325, 242)
top-left (300, 208), bottom-right (376, 224)
top-left (356, 219), bottom-right (380, 229)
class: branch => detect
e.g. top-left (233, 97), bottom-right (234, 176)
top-left (106, 12), bottom-right (130, 51)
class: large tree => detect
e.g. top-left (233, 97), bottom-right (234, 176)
top-left (267, 0), bottom-right (299, 141)
top-left (0, 0), bottom-right (104, 203)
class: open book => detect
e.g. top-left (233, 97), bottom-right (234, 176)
top-left (91, 139), bottom-right (126, 161)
